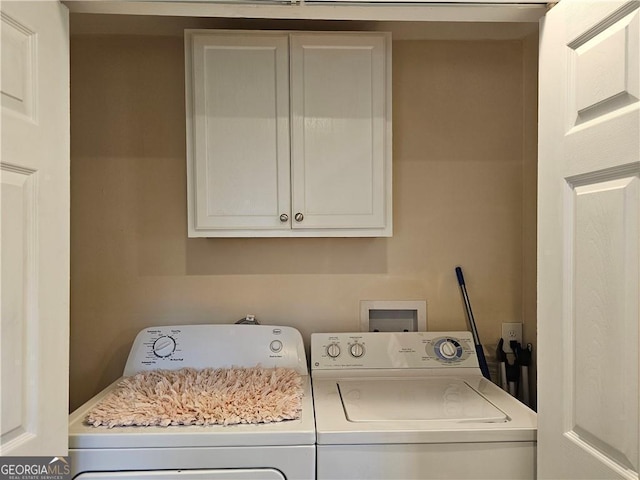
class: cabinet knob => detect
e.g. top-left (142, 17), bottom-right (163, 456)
top-left (279, 214), bottom-right (289, 222)
top-left (294, 213), bottom-right (304, 222)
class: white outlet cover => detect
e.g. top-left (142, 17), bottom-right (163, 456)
top-left (501, 322), bottom-right (523, 353)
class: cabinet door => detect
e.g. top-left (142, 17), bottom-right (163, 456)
top-left (290, 33), bottom-right (391, 235)
top-left (186, 32), bottom-right (291, 235)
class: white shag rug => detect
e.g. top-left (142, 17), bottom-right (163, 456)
top-left (86, 366), bottom-right (303, 428)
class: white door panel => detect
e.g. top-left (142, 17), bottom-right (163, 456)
top-left (538, 0), bottom-right (640, 478)
top-left (570, 172), bottom-right (639, 473)
top-left (1, 166), bottom-right (33, 442)
top-left (1, 0), bottom-right (70, 456)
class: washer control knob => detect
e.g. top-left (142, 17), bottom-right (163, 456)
top-left (270, 340), bottom-right (283, 353)
top-left (153, 336), bottom-right (176, 358)
top-left (326, 343), bottom-right (341, 358)
top-left (439, 340), bottom-right (458, 359)
top-left (349, 343), bottom-right (365, 358)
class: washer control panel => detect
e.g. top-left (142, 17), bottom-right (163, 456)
top-left (123, 324), bottom-right (308, 376)
top-left (311, 331), bottom-right (478, 370)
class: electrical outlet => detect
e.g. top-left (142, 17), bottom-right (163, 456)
top-left (501, 322), bottom-right (523, 353)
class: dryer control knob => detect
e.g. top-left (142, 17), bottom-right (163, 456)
top-left (326, 343), bottom-right (341, 358)
top-left (153, 336), bottom-right (176, 358)
top-left (349, 343), bottom-right (365, 358)
top-left (439, 340), bottom-right (458, 359)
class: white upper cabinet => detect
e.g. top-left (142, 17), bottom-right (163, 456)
top-left (185, 30), bottom-right (392, 237)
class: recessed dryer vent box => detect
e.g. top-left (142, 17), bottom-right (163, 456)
top-left (360, 300), bottom-right (427, 332)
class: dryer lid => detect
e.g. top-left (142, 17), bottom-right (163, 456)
top-left (337, 377), bottom-right (508, 423)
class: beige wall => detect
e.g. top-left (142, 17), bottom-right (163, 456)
top-left (70, 31), bottom-right (536, 410)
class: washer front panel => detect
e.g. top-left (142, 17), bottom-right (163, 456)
top-left (317, 443), bottom-right (536, 480)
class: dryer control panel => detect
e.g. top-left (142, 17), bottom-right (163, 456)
top-left (123, 324), bottom-right (308, 376)
top-left (311, 331), bottom-right (479, 370)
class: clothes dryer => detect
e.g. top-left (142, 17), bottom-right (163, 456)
top-left (69, 325), bottom-right (315, 480)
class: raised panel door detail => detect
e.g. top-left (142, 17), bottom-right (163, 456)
top-left (187, 33), bottom-right (290, 233)
top-left (1, 165), bottom-right (36, 447)
top-left (295, 45), bottom-right (374, 215)
top-left (569, 172), bottom-right (639, 473)
top-left (290, 34), bottom-right (390, 232)
top-left (568, 7), bottom-right (639, 127)
top-left (201, 47), bottom-right (281, 217)
top-left (1, 12), bottom-right (35, 120)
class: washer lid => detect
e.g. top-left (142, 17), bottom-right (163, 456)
top-left (338, 377), bottom-right (507, 422)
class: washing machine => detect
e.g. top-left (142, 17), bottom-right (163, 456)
top-left (311, 331), bottom-right (537, 480)
top-left (69, 324), bottom-right (315, 480)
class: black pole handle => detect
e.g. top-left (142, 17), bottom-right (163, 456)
top-left (455, 266), bottom-right (465, 286)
